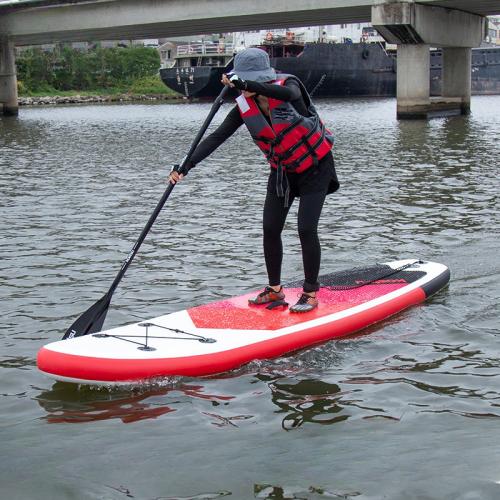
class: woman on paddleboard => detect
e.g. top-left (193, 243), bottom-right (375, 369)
top-left (169, 47), bottom-right (339, 313)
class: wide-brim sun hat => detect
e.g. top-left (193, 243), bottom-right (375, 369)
top-left (229, 48), bottom-right (276, 82)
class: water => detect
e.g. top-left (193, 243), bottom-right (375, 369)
top-left (1, 96), bottom-right (499, 500)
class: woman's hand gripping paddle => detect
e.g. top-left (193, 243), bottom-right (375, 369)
top-left (62, 86), bottom-right (230, 340)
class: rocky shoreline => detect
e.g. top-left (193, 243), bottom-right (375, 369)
top-left (18, 93), bottom-right (184, 106)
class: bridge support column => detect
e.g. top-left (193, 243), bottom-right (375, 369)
top-left (442, 47), bottom-right (472, 115)
top-left (372, 2), bottom-right (486, 119)
top-left (0, 36), bottom-right (18, 117)
top-left (396, 44), bottom-right (430, 119)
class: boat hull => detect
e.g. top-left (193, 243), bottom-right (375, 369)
top-left (160, 66), bottom-right (230, 99)
top-left (160, 43), bottom-right (500, 99)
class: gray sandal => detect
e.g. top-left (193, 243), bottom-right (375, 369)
top-left (289, 293), bottom-right (318, 313)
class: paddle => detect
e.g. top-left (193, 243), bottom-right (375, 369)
top-left (63, 85), bottom-right (230, 340)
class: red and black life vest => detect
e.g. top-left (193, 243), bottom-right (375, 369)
top-left (235, 74), bottom-right (333, 175)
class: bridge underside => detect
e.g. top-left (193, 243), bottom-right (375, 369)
top-left (1, 10), bottom-right (373, 45)
top-left (0, 1), bottom-right (374, 45)
top-left (2, 0), bottom-right (499, 15)
top-left (1, 0), bottom-right (499, 46)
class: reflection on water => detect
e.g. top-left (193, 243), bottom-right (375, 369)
top-left (1, 97), bottom-right (500, 499)
top-left (36, 381), bottom-right (235, 424)
top-left (264, 377), bottom-right (349, 430)
top-left (342, 340), bottom-right (500, 420)
top-left (254, 483), bottom-right (361, 499)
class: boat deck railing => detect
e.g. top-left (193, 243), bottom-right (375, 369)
top-left (261, 33), bottom-right (306, 45)
top-left (176, 43), bottom-right (235, 57)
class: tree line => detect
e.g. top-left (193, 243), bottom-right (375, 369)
top-left (16, 45), bottom-right (162, 93)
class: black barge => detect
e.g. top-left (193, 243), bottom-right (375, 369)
top-left (159, 38), bottom-right (500, 99)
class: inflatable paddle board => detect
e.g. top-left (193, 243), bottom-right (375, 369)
top-left (37, 259), bottom-right (449, 385)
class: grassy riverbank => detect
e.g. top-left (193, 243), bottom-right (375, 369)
top-left (16, 46), bottom-right (182, 102)
top-left (18, 75), bottom-right (181, 99)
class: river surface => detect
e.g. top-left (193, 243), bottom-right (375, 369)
top-left (1, 96), bottom-right (499, 500)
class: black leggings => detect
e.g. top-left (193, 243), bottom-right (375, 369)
top-left (263, 189), bottom-right (327, 293)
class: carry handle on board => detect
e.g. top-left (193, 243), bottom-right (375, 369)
top-left (63, 85), bottom-right (230, 340)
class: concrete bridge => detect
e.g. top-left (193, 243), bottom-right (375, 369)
top-left (1, 0), bottom-right (500, 117)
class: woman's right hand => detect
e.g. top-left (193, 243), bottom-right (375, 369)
top-left (168, 168), bottom-right (184, 185)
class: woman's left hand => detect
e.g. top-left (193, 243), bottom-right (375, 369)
top-left (221, 74), bottom-right (233, 87)
top-left (222, 74), bottom-right (256, 98)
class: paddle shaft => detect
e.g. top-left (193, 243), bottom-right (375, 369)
top-left (108, 85), bottom-right (230, 296)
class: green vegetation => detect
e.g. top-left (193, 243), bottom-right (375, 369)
top-left (128, 74), bottom-right (175, 95)
top-left (16, 45), bottom-right (178, 97)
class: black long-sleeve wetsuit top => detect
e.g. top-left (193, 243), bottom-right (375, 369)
top-left (188, 78), bottom-right (311, 169)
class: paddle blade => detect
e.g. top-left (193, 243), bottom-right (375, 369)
top-left (63, 294), bottom-right (111, 340)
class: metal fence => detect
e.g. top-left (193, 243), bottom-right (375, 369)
top-left (176, 43), bottom-right (235, 56)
